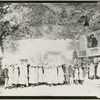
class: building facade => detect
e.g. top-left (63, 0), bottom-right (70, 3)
top-left (77, 30), bottom-right (100, 63)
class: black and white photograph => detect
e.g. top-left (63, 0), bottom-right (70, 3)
top-left (0, 1), bottom-right (100, 98)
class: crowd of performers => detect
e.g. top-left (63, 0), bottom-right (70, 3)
top-left (2, 60), bottom-right (86, 89)
top-left (1, 57), bottom-right (100, 89)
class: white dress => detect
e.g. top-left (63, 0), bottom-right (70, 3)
top-left (58, 67), bottom-right (64, 83)
top-left (29, 66), bottom-right (38, 84)
top-left (97, 63), bottom-right (100, 77)
top-left (8, 66), bottom-right (14, 86)
top-left (74, 68), bottom-right (79, 80)
top-left (53, 67), bottom-right (58, 84)
top-left (78, 68), bottom-right (84, 80)
top-left (43, 67), bottom-right (47, 83)
top-left (46, 67), bottom-right (49, 84)
top-left (47, 66), bottom-right (53, 84)
top-left (38, 66), bottom-right (43, 83)
top-left (89, 63), bottom-right (95, 77)
top-left (13, 64), bottom-right (19, 84)
top-left (18, 65), bottom-right (28, 85)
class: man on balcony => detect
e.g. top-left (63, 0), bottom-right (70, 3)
top-left (91, 34), bottom-right (98, 48)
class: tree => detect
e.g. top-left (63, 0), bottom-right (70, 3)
top-left (0, 3), bottom-right (18, 53)
top-left (1, 2), bottom-right (100, 54)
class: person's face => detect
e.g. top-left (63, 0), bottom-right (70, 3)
top-left (91, 35), bottom-right (94, 38)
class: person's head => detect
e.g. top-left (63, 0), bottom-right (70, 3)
top-left (91, 34), bottom-right (94, 38)
top-left (90, 61), bottom-right (94, 64)
top-left (4, 21), bottom-right (9, 26)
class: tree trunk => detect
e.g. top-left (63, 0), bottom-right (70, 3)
top-left (0, 37), bottom-right (4, 53)
top-left (97, 2), bottom-right (100, 12)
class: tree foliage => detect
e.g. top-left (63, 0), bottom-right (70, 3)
top-left (0, 2), bottom-right (100, 52)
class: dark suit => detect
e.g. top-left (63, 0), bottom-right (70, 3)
top-left (92, 37), bottom-right (98, 47)
top-left (3, 68), bottom-right (8, 78)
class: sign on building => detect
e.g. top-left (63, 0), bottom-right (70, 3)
top-left (87, 47), bottom-right (100, 57)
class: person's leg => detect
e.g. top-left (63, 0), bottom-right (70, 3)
top-left (5, 78), bottom-right (8, 89)
top-left (81, 80), bottom-right (84, 84)
top-left (76, 80), bottom-right (78, 84)
top-left (26, 79), bottom-right (28, 87)
top-left (8, 80), bottom-right (12, 88)
top-left (4, 78), bottom-right (7, 88)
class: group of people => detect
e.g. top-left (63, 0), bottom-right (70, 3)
top-left (88, 60), bottom-right (100, 80)
top-left (2, 60), bottom-right (85, 89)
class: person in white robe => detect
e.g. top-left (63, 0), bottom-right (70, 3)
top-left (64, 64), bottom-right (70, 84)
top-left (89, 61), bottom-right (95, 79)
top-left (51, 66), bottom-right (54, 85)
top-left (74, 66), bottom-right (79, 84)
top-left (84, 63), bottom-right (90, 81)
top-left (18, 63), bottom-right (28, 87)
top-left (8, 64), bottom-right (14, 88)
top-left (38, 66), bottom-right (43, 84)
top-left (78, 66), bottom-right (84, 84)
top-left (58, 65), bottom-right (64, 84)
top-left (46, 66), bottom-right (49, 85)
top-left (97, 61), bottom-right (100, 78)
top-left (43, 65), bottom-right (48, 84)
top-left (47, 65), bottom-right (53, 86)
top-left (29, 65), bottom-right (33, 85)
top-left (13, 64), bottom-right (19, 88)
top-left (52, 66), bottom-right (56, 85)
top-left (69, 65), bottom-right (74, 84)
top-left (49, 61), bottom-right (55, 85)
top-left (29, 65), bottom-right (38, 86)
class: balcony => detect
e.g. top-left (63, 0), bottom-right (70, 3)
top-left (87, 47), bottom-right (100, 57)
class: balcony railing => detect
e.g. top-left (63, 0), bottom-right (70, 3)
top-left (87, 47), bottom-right (100, 57)
top-left (78, 47), bottom-right (100, 57)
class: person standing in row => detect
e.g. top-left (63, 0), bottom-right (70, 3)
top-left (52, 66), bottom-right (58, 85)
top-left (29, 65), bottom-right (34, 86)
top-left (29, 64), bottom-right (38, 86)
top-left (47, 65), bottom-right (53, 86)
top-left (89, 61), bottom-right (95, 79)
top-left (4, 64), bottom-right (9, 89)
top-left (38, 66), bottom-right (43, 84)
top-left (64, 64), bottom-right (70, 84)
top-left (43, 65), bottom-right (48, 84)
top-left (18, 62), bottom-right (28, 88)
top-left (97, 61), bottom-right (100, 79)
top-left (78, 65), bottom-right (84, 84)
top-left (13, 64), bottom-right (19, 88)
top-left (8, 64), bottom-right (14, 88)
top-left (0, 65), bottom-right (3, 83)
top-left (69, 65), bottom-right (74, 84)
top-left (74, 65), bottom-right (79, 85)
top-left (58, 65), bottom-right (64, 85)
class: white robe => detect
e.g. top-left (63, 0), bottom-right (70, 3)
top-left (74, 69), bottom-right (79, 80)
top-left (47, 67), bottom-right (53, 84)
top-left (78, 68), bottom-right (84, 80)
top-left (97, 63), bottom-right (100, 77)
top-left (18, 65), bottom-right (28, 85)
top-left (13, 65), bottom-right (19, 84)
top-left (89, 63), bottom-right (95, 77)
top-left (38, 66), bottom-right (43, 83)
top-left (46, 67), bottom-right (49, 83)
top-left (53, 67), bottom-right (58, 84)
top-left (58, 67), bottom-right (64, 83)
top-left (8, 66), bottom-right (14, 86)
top-left (29, 66), bottom-right (38, 84)
top-left (43, 67), bottom-right (47, 83)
